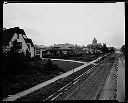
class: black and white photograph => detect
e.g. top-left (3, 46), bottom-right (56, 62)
top-left (2, 2), bottom-right (125, 101)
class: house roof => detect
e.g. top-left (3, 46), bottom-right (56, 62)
top-left (46, 44), bottom-right (75, 50)
top-left (24, 38), bottom-right (34, 47)
top-left (3, 27), bottom-right (26, 46)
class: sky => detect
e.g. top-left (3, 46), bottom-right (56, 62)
top-left (3, 2), bottom-right (125, 48)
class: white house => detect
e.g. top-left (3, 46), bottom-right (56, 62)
top-left (3, 27), bottom-right (34, 58)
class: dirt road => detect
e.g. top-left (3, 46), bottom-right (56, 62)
top-left (52, 54), bottom-right (118, 100)
top-left (99, 53), bottom-right (125, 101)
top-left (116, 55), bottom-right (125, 102)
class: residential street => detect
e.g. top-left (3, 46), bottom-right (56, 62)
top-left (3, 53), bottom-right (125, 101)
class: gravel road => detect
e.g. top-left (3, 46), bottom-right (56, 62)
top-left (54, 54), bottom-right (118, 100)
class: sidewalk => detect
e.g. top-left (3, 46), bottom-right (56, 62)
top-left (42, 58), bottom-right (87, 64)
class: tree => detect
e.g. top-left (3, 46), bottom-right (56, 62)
top-left (101, 43), bottom-right (109, 54)
top-left (121, 45), bottom-right (125, 54)
top-left (109, 47), bottom-right (115, 53)
top-left (6, 40), bottom-right (21, 57)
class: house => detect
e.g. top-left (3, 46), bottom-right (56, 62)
top-left (3, 27), bottom-right (34, 58)
top-left (34, 44), bottom-right (46, 58)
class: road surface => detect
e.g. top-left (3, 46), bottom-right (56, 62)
top-left (116, 55), bottom-right (125, 102)
top-left (53, 54), bottom-right (117, 100)
top-left (99, 52), bottom-right (125, 101)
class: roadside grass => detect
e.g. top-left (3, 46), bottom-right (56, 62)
top-left (17, 64), bottom-right (95, 101)
top-left (2, 59), bottom-right (83, 99)
top-left (51, 60), bottom-right (83, 72)
top-left (70, 55), bottom-right (99, 62)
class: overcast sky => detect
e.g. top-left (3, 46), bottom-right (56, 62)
top-left (3, 2), bottom-right (125, 48)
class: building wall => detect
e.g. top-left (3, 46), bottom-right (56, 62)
top-left (34, 49), bottom-right (42, 58)
top-left (27, 43), bottom-right (34, 57)
top-left (9, 33), bottom-right (28, 55)
top-left (31, 47), bottom-right (34, 57)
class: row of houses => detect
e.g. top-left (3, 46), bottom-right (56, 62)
top-left (34, 41), bottom-right (103, 58)
top-left (3, 27), bottom-right (104, 59)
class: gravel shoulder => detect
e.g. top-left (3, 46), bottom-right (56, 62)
top-left (99, 57), bottom-right (118, 100)
top-left (99, 53), bottom-right (125, 101)
top-left (116, 56), bottom-right (125, 102)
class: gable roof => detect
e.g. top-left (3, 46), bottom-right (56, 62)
top-left (24, 38), bottom-right (34, 47)
top-left (3, 27), bottom-right (26, 46)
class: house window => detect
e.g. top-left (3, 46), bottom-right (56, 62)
top-left (69, 47), bottom-right (73, 48)
top-left (16, 42), bottom-right (22, 49)
top-left (27, 44), bottom-right (31, 51)
top-left (36, 51), bottom-right (40, 55)
top-left (17, 34), bottom-right (19, 39)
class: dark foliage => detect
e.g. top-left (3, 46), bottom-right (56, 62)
top-left (2, 39), bottom-right (42, 78)
top-left (120, 45), bottom-right (125, 54)
top-left (101, 43), bottom-right (109, 54)
top-left (109, 47), bottom-right (115, 53)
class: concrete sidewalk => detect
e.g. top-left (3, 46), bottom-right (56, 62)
top-left (42, 58), bottom-right (87, 64)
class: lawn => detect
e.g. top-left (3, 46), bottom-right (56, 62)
top-left (52, 60), bottom-right (83, 72)
top-left (2, 59), bottom-right (83, 99)
top-left (17, 64), bottom-right (95, 101)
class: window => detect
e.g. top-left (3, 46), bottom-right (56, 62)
top-left (16, 42), bottom-right (22, 49)
top-left (17, 34), bottom-right (19, 39)
top-left (36, 51), bottom-right (40, 55)
top-left (27, 43), bottom-right (31, 51)
top-left (69, 47), bottom-right (73, 48)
